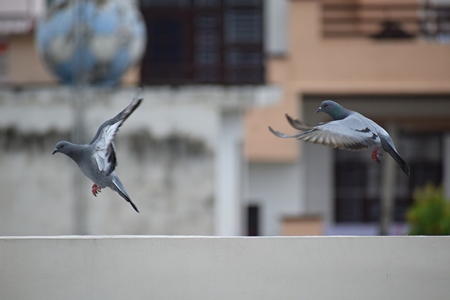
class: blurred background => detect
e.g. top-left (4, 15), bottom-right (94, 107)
top-left (0, 0), bottom-right (449, 236)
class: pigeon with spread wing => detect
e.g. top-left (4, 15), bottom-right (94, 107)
top-left (53, 89), bottom-right (143, 212)
top-left (268, 100), bottom-right (409, 175)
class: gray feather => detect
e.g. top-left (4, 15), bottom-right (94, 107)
top-left (380, 136), bottom-right (410, 176)
top-left (110, 175), bottom-right (139, 213)
top-left (285, 114), bottom-right (312, 131)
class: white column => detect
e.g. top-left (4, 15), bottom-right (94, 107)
top-left (264, 0), bottom-right (289, 55)
top-left (214, 111), bottom-right (243, 236)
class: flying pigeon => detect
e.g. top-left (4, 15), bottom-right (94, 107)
top-left (52, 89), bottom-right (143, 212)
top-left (268, 100), bottom-right (410, 175)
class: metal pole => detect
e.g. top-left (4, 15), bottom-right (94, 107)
top-left (379, 123), bottom-right (397, 235)
top-left (72, 0), bottom-right (88, 235)
top-left (443, 134), bottom-right (450, 200)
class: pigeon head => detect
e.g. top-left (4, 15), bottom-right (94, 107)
top-left (316, 100), bottom-right (350, 120)
top-left (52, 141), bottom-right (77, 157)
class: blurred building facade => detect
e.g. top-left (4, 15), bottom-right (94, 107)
top-left (245, 0), bottom-right (450, 235)
top-left (1, 0), bottom-right (450, 236)
top-left (0, 0), bottom-right (278, 235)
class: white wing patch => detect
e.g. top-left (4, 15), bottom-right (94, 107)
top-left (92, 121), bottom-right (121, 172)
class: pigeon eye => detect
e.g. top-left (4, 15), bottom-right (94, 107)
top-left (323, 103), bottom-right (328, 108)
top-left (60, 145), bottom-right (65, 149)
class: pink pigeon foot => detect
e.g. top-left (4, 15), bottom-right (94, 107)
top-left (92, 184), bottom-right (102, 197)
top-left (371, 148), bottom-right (382, 164)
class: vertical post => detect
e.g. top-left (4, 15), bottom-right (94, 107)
top-left (214, 111), bottom-right (243, 236)
top-left (72, 0), bottom-right (88, 235)
top-left (379, 123), bottom-right (397, 235)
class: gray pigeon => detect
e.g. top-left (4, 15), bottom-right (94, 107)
top-left (53, 89), bottom-right (143, 212)
top-left (268, 100), bottom-right (410, 175)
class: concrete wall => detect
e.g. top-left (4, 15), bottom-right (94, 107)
top-left (0, 236), bottom-right (449, 300)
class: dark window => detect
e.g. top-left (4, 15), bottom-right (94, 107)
top-left (335, 132), bottom-right (442, 223)
top-left (322, 2), bottom-right (450, 41)
top-left (139, 0), bottom-right (264, 84)
top-left (335, 162), bottom-right (373, 223)
top-left (247, 204), bottom-right (260, 236)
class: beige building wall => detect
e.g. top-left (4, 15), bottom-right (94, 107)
top-left (245, 0), bottom-right (450, 162)
top-left (8, 33), bottom-right (56, 85)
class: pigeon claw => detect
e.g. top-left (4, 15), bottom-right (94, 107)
top-left (371, 148), bottom-right (382, 164)
top-left (91, 184), bottom-right (102, 197)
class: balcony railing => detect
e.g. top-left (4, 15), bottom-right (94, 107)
top-left (322, 2), bottom-right (450, 41)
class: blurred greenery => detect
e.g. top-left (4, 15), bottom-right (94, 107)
top-left (407, 183), bottom-right (450, 235)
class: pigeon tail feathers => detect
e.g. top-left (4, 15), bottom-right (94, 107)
top-left (382, 141), bottom-right (410, 176)
top-left (111, 177), bottom-right (140, 213)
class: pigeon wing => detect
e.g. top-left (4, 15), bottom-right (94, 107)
top-left (269, 114), bottom-right (380, 151)
top-left (285, 114), bottom-right (312, 131)
top-left (90, 88), bottom-right (143, 175)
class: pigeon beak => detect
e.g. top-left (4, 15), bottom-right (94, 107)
top-left (316, 107), bottom-right (322, 113)
top-left (52, 149), bottom-right (57, 155)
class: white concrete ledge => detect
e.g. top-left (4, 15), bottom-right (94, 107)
top-left (1, 236), bottom-right (449, 300)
